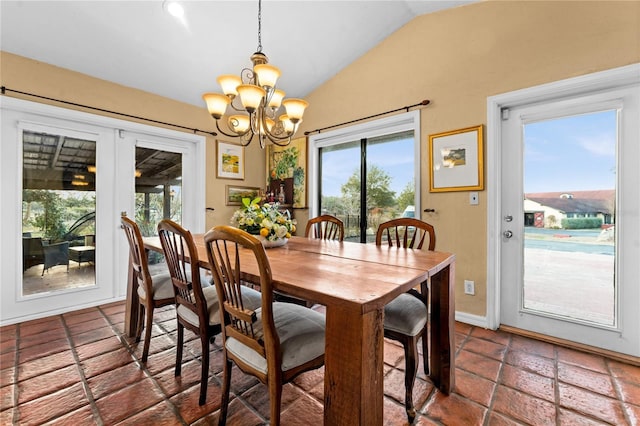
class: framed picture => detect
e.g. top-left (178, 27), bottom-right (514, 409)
top-left (266, 137), bottom-right (307, 207)
top-left (225, 185), bottom-right (261, 206)
top-left (429, 125), bottom-right (484, 192)
top-left (217, 140), bottom-right (244, 180)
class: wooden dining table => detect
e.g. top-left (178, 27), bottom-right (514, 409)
top-left (125, 235), bottom-right (455, 425)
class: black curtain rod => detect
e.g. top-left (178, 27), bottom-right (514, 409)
top-left (304, 99), bottom-right (430, 136)
top-left (0, 86), bottom-right (218, 137)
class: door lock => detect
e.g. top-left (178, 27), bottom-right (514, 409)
top-left (503, 230), bottom-right (513, 238)
top-left (504, 215), bottom-right (513, 222)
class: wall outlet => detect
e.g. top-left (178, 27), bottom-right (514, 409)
top-left (464, 280), bottom-right (475, 295)
top-left (469, 192), bottom-right (479, 205)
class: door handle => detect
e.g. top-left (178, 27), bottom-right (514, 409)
top-left (503, 230), bottom-right (513, 238)
top-left (504, 215), bottom-right (513, 222)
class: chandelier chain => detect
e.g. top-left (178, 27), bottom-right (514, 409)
top-left (257, 0), bottom-right (262, 52)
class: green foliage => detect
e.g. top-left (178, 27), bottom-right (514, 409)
top-left (396, 181), bottom-right (415, 213)
top-left (23, 190), bottom-right (66, 240)
top-left (341, 165), bottom-right (396, 214)
top-left (561, 217), bottom-right (603, 229)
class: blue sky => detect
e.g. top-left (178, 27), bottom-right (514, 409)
top-left (524, 110), bottom-right (617, 193)
top-left (320, 137), bottom-right (414, 197)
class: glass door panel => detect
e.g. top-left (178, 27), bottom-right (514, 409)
top-left (134, 147), bottom-right (182, 237)
top-left (22, 131), bottom-right (96, 296)
top-left (366, 132), bottom-right (415, 243)
top-left (522, 110), bottom-right (616, 326)
top-left (319, 141), bottom-right (361, 242)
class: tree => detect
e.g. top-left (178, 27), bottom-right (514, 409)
top-left (396, 181), bottom-right (415, 213)
top-left (341, 165), bottom-right (396, 214)
top-left (23, 190), bottom-right (66, 240)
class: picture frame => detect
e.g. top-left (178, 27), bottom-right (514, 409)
top-left (266, 136), bottom-right (307, 207)
top-left (428, 125), bottom-right (484, 192)
top-left (216, 140), bottom-right (244, 180)
top-left (225, 185), bottom-right (261, 206)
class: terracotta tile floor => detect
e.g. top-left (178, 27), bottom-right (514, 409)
top-left (1, 301), bottom-right (639, 425)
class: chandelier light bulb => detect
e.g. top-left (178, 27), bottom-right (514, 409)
top-left (237, 84), bottom-right (266, 112)
top-left (202, 93), bottom-right (230, 119)
top-left (228, 115), bottom-right (250, 134)
top-left (279, 114), bottom-right (295, 133)
top-left (254, 64), bottom-right (281, 89)
top-left (282, 98), bottom-right (309, 123)
top-left (217, 75), bottom-right (242, 97)
top-left (268, 89), bottom-right (285, 109)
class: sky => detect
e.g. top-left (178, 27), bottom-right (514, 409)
top-left (524, 109), bottom-right (617, 193)
top-left (320, 137), bottom-right (415, 197)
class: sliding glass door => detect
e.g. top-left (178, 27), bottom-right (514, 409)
top-left (317, 127), bottom-right (417, 243)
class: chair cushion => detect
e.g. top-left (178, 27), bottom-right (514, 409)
top-left (177, 285), bottom-right (262, 328)
top-left (226, 302), bottom-right (326, 374)
top-left (384, 293), bottom-right (427, 336)
top-left (137, 272), bottom-right (173, 301)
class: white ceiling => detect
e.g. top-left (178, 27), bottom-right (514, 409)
top-left (1, 1), bottom-right (476, 107)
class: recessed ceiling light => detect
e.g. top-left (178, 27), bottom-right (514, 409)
top-left (164, 1), bottom-right (184, 18)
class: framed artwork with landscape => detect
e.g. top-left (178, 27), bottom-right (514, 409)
top-left (428, 125), bottom-right (484, 192)
top-left (225, 185), bottom-right (260, 206)
top-left (217, 140), bottom-right (244, 180)
top-left (266, 137), bottom-right (307, 208)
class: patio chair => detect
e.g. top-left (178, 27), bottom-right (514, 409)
top-left (376, 217), bottom-right (435, 423)
top-left (41, 241), bottom-right (70, 276)
top-left (23, 237), bottom-right (44, 271)
top-left (121, 215), bottom-right (174, 362)
top-left (204, 225), bottom-right (326, 425)
top-left (157, 219), bottom-right (261, 406)
top-left (305, 214), bottom-right (344, 241)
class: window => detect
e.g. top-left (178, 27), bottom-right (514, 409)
top-left (309, 111), bottom-right (420, 243)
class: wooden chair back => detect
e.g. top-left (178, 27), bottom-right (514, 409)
top-left (204, 226), bottom-right (277, 372)
top-left (305, 215), bottom-right (345, 241)
top-left (121, 215), bottom-right (153, 297)
top-left (157, 219), bottom-right (208, 333)
top-left (375, 217), bottom-right (436, 250)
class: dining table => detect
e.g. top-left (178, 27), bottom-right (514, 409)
top-left (125, 235), bottom-right (455, 425)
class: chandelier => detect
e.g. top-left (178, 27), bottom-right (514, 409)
top-left (202, 0), bottom-right (308, 148)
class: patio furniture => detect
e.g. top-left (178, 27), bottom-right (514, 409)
top-left (68, 246), bottom-right (95, 267)
top-left (41, 241), bottom-right (70, 276)
top-left (22, 237), bottom-right (44, 272)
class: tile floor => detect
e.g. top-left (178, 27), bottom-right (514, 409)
top-left (1, 301), bottom-right (639, 425)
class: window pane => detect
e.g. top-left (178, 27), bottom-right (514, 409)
top-left (134, 147), bottom-right (182, 237)
top-left (318, 130), bottom-right (415, 243)
top-left (22, 131), bottom-right (96, 296)
top-left (523, 110), bottom-right (616, 326)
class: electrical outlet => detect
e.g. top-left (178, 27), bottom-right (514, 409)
top-left (470, 192), bottom-right (479, 205)
top-left (464, 280), bottom-right (475, 295)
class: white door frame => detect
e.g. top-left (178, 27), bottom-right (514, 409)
top-left (486, 63), bottom-right (640, 331)
top-left (0, 97), bottom-right (205, 324)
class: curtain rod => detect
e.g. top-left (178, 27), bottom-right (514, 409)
top-left (304, 99), bottom-right (430, 136)
top-left (0, 86), bottom-right (218, 137)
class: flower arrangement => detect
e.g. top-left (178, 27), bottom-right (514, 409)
top-left (231, 197), bottom-right (296, 242)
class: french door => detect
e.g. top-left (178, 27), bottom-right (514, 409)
top-left (0, 98), bottom-right (205, 324)
top-left (492, 67), bottom-right (640, 356)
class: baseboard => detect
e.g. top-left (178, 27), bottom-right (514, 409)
top-left (455, 311), bottom-right (491, 328)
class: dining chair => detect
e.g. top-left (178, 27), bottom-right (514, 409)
top-left (121, 215), bottom-right (174, 362)
top-left (157, 219), bottom-right (261, 406)
top-left (305, 214), bottom-right (345, 241)
top-left (204, 225), bottom-right (326, 426)
top-left (376, 217), bottom-right (435, 423)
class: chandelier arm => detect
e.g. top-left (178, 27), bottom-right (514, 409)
top-left (214, 119), bottom-right (252, 140)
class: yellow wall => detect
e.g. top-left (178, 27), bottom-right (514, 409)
top-left (295, 0), bottom-right (640, 317)
top-left (2, 0), bottom-right (638, 318)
